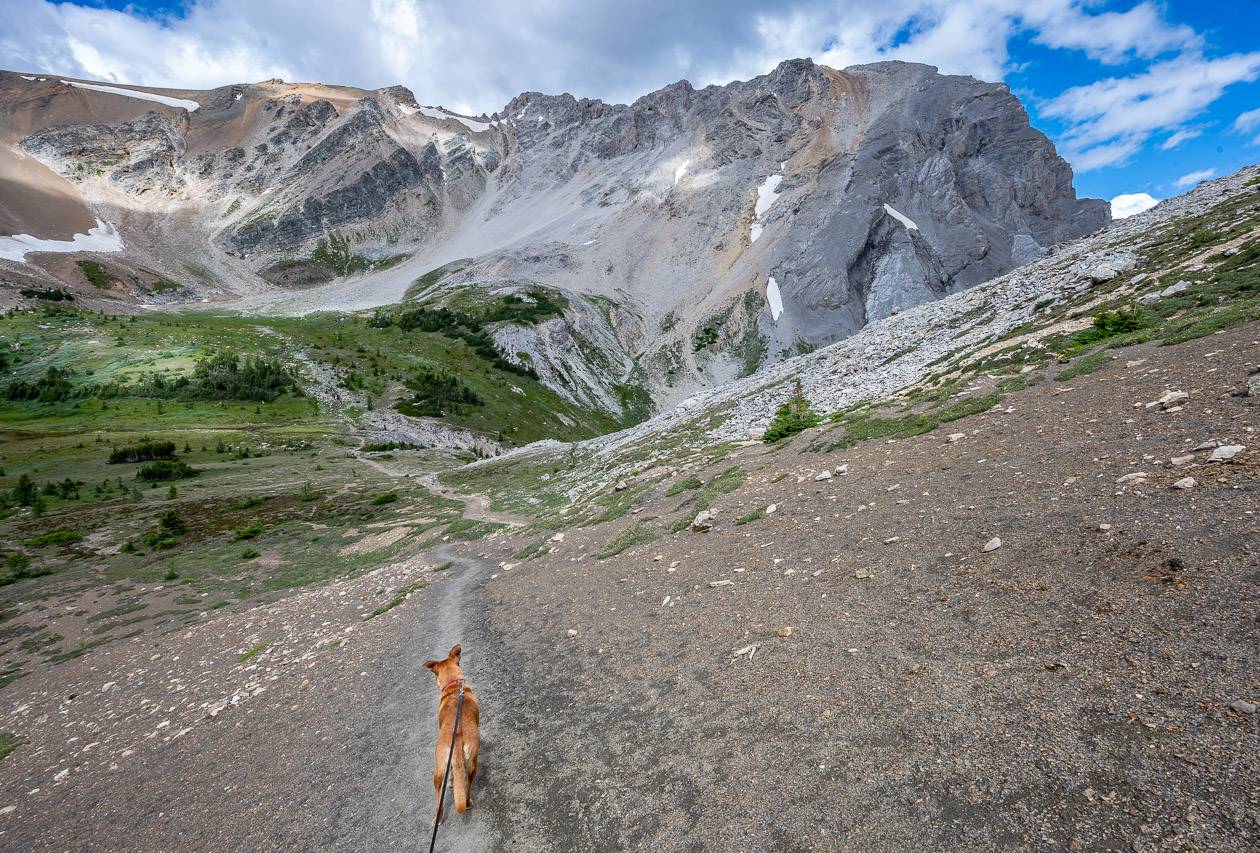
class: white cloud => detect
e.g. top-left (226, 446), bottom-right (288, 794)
top-left (0, 0), bottom-right (1225, 115)
top-left (1042, 52), bottom-right (1260, 170)
top-left (1174, 168), bottom-right (1215, 188)
top-left (1160, 127), bottom-right (1201, 150)
top-left (1235, 107), bottom-right (1260, 133)
top-left (0, 0), bottom-right (1251, 176)
top-left (1110, 192), bottom-right (1159, 219)
top-left (1235, 107), bottom-right (1260, 144)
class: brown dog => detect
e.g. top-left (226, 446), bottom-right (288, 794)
top-left (424, 643), bottom-right (480, 825)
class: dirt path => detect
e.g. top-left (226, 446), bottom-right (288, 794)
top-left (283, 340), bottom-right (524, 527)
top-left (418, 473), bottom-right (530, 528)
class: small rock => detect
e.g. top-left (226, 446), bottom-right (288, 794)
top-left (101, 682), bottom-right (117, 693)
top-left (854, 567), bottom-right (873, 579)
top-left (884, 536), bottom-right (901, 544)
top-left (690, 510), bottom-right (714, 532)
top-left (1156, 390), bottom-right (1188, 409)
top-left (566, 629), bottom-right (578, 638)
top-left (1210, 444), bottom-right (1244, 462)
top-left (1193, 440), bottom-right (1219, 451)
top-left (947, 432), bottom-right (965, 443)
top-left (1098, 523), bottom-right (1112, 532)
top-left (550, 532), bottom-right (565, 543)
top-left (1230, 699), bottom-right (1256, 715)
top-left (613, 480), bottom-right (628, 492)
top-left (983, 537), bottom-right (1002, 553)
top-left (834, 464), bottom-right (848, 475)
top-left (1173, 477), bottom-right (1196, 490)
top-left (732, 644), bottom-right (756, 658)
top-left (1116, 472), bottom-right (1148, 485)
top-left (814, 470), bottom-right (833, 481)
top-left (708, 579), bottom-right (733, 587)
top-left (1159, 280), bottom-right (1190, 297)
top-left (1087, 264), bottom-right (1117, 284)
top-left (765, 504), bottom-right (777, 515)
top-left (777, 626), bottom-right (792, 638)
top-left (1170, 454), bottom-right (1195, 466)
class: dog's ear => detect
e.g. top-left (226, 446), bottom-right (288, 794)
top-left (423, 659), bottom-right (439, 671)
top-left (449, 643), bottom-right (462, 661)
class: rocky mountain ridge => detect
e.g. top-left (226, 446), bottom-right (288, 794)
top-left (1, 60), bottom-right (1106, 420)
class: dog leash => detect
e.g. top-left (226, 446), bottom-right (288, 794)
top-left (428, 678), bottom-right (465, 853)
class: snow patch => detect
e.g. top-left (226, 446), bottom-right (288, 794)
top-left (61, 80), bottom-right (200, 112)
top-left (397, 104), bottom-right (418, 115)
top-left (233, 93), bottom-right (242, 101)
top-left (749, 173), bottom-right (783, 243)
top-left (766, 276), bottom-right (784, 321)
top-left (415, 105), bottom-right (490, 132)
top-left (882, 204), bottom-right (919, 230)
top-left (0, 218), bottom-right (124, 263)
top-left (673, 160), bottom-right (690, 186)
top-left (19, 76), bottom-right (36, 81)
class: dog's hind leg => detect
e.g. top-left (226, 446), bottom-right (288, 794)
top-left (432, 770), bottom-right (444, 826)
top-left (451, 732), bottom-right (470, 814)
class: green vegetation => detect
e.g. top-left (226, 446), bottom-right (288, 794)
top-left (23, 529), bottom-right (82, 547)
top-left (233, 522), bottom-right (264, 540)
top-left (598, 522), bottom-right (659, 559)
top-left (109, 439), bottom-right (176, 464)
top-left (763, 383), bottom-right (821, 443)
top-left (370, 491), bottom-right (397, 506)
top-left (19, 287), bottom-right (73, 301)
top-left (665, 476), bottom-right (702, 496)
top-left (365, 580), bottom-right (427, 619)
top-left (734, 506), bottom-right (767, 525)
top-left (312, 234), bottom-right (371, 276)
top-left (139, 350), bottom-right (299, 403)
top-left (0, 732), bottom-right (25, 761)
top-left (136, 459), bottom-right (199, 481)
top-left (396, 368), bottom-right (481, 417)
top-left (76, 259), bottom-right (116, 289)
top-left (1057, 349), bottom-right (1109, 380)
top-left (513, 537), bottom-right (548, 560)
top-left (4, 367), bottom-right (75, 403)
top-left (238, 639), bottom-right (273, 663)
top-left (1, 553), bottom-right (52, 586)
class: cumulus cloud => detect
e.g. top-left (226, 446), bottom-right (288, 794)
top-left (1174, 168), bottom-right (1215, 188)
top-left (1110, 192), bottom-right (1159, 219)
top-left (1042, 52), bottom-right (1260, 170)
top-left (1235, 107), bottom-right (1260, 144)
top-left (0, 0), bottom-right (1252, 173)
top-left (0, 0), bottom-right (1225, 111)
top-left (1160, 127), bottom-right (1202, 150)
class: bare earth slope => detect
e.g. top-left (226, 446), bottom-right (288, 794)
top-left (1, 318), bottom-right (1255, 851)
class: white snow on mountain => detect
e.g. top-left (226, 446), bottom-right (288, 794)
top-left (882, 204), bottom-right (919, 230)
top-left (0, 218), bottom-right (124, 262)
top-left (61, 80), bottom-right (200, 112)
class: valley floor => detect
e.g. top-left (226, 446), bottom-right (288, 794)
top-left (1, 322), bottom-right (1257, 851)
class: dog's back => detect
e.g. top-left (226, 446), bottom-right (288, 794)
top-left (425, 644), bottom-right (481, 823)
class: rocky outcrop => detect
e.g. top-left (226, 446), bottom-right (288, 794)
top-left (5, 60), bottom-right (1107, 417)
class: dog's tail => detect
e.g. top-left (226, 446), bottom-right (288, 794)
top-left (451, 721), bottom-right (470, 814)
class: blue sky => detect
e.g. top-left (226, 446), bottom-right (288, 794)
top-left (7, 1), bottom-right (1260, 214)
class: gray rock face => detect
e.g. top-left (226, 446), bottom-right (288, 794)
top-left (8, 59), bottom-right (1107, 411)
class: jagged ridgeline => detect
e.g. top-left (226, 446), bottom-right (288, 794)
top-left (3, 58), bottom-right (1105, 416)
